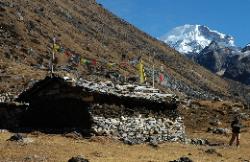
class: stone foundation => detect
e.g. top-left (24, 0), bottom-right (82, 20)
top-left (92, 115), bottom-right (185, 144)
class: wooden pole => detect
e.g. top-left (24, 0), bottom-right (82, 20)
top-left (50, 37), bottom-right (56, 77)
top-left (152, 52), bottom-right (155, 88)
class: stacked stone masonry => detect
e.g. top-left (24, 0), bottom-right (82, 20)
top-left (92, 116), bottom-right (185, 144)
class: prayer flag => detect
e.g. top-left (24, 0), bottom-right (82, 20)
top-left (137, 61), bottom-right (146, 84)
top-left (159, 73), bottom-right (164, 83)
top-left (65, 51), bottom-right (71, 57)
top-left (120, 61), bottom-right (128, 67)
top-left (81, 58), bottom-right (91, 65)
top-left (52, 43), bottom-right (60, 52)
top-left (107, 62), bottom-right (116, 68)
top-left (92, 59), bottom-right (97, 65)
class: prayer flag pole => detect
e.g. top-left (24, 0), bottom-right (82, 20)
top-left (152, 52), bottom-right (155, 88)
top-left (50, 37), bottom-right (56, 77)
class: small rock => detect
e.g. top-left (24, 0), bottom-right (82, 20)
top-left (7, 133), bottom-right (26, 142)
top-left (68, 155), bottom-right (89, 162)
top-left (207, 141), bottom-right (224, 146)
top-left (123, 138), bottom-right (134, 145)
top-left (16, 12), bottom-right (24, 21)
top-left (23, 155), bottom-right (47, 162)
top-left (190, 138), bottom-right (208, 145)
top-left (148, 136), bottom-right (159, 148)
top-left (149, 142), bottom-right (159, 148)
top-left (209, 119), bottom-right (222, 126)
top-left (213, 128), bottom-right (229, 135)
top-left (205, 148), bottom-right (217, 154)
top-left (121, 133), bottom-right (127, 138)
top-left (207, 127), bottom-right (229, 135)
top-left (64, 131), bottom-right (83, 140)
top-left (169, 156), bottom-right (193, 162)
top-left (239, 113), bottom-right (250, 120)
top-left (205, 149), bottom-right (222, 157)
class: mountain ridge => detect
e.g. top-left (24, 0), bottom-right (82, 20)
top-left (193, 42), bottom-right (250, 85)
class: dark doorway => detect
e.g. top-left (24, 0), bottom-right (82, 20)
top-left (21, 97), bottom-right (92, 133)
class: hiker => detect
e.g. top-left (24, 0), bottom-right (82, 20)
top-left (229, 116), bottom-right (242, 146)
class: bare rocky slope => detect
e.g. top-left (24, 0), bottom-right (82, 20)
top-left (192, 41), bottom-right (250, 86)
top-left (0, 0), bottom-right (249, 103)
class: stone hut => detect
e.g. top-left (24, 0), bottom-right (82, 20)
top-left (1, 76), bottom-right (185, 144)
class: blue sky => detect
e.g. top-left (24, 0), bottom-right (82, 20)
top-left (97, 0), bottom-right (250, 47)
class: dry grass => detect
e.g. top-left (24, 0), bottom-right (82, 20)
top-left (0, 128), bottom-right (250, 162)
top-left (0, 61), bottom-right (47, 92)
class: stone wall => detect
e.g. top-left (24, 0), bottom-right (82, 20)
top-left (0, 93), bottom-right (17, 103)
top-left (92, 115), bottom-right (185, 144)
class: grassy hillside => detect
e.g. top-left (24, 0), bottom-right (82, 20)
top-left (0, 0), bottom-right (249, 103)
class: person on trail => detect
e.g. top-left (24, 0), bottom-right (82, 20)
top-left (229, 116), bottom-right (242, 146)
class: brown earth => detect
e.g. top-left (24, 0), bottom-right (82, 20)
top-left (180, 100), bottom-right (248, 133)
top-left (0, 131), bottom-right (248, 162)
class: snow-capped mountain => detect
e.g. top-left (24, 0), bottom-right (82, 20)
top-left (160, 24), bottom-right (235, 55)
top-left (160, 24), bottom-right (250, 85)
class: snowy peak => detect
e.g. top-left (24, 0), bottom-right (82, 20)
top-left (160, 24), bottom-right (235, 55)
top-left (160, 25), bottom-right (250, 85)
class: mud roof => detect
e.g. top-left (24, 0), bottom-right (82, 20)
top-left (17, 76), bottom-right (178, 108)
top-left (17, 76), bottom-right (72, 102)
